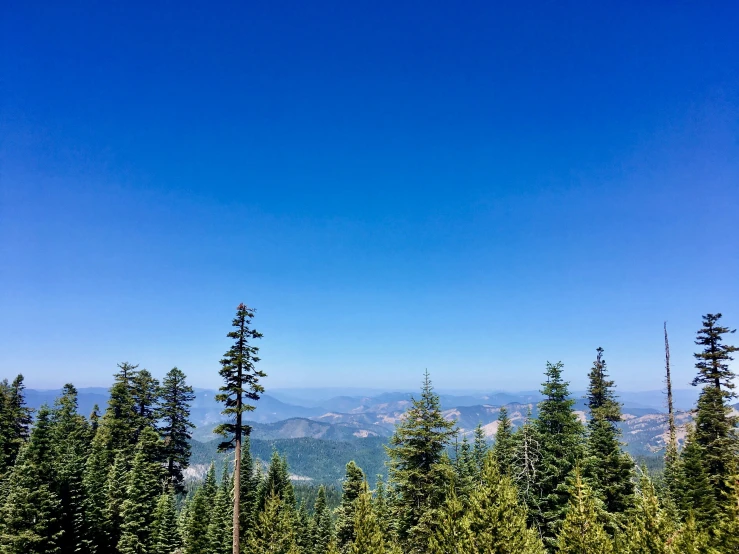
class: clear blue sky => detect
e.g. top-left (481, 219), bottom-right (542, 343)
top-left (1, 1), bottom-right (737, 392)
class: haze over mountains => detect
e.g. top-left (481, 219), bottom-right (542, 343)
top-left (25, 385), bottom-right (711, 451)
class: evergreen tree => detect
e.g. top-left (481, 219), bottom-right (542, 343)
top-left (532, 362), bottom-right (585, 545)
top-left (623, 472), bottom-right (674, 554)
top-left (89, 404), bottom-right (100, 435)
top-left (50, 384), bottom-right (91, 554)
top-left (677, 425), bottom-right (717, 524)
top-left (350, 482), bottom-right (388, 554)
top-left (583, 348), bottom-right (634, 519)
top-left (427, 485), bottom-right (472, 554)
top-left (81, 425), bottom-right (113, 554)
top-left (0, 405), bottom-right (62, 554)
top-left (465, 454), bottom-right (545, 554)
top-left (0, 374), bottom-right (33, 477)
top-left (492, 406), bottom-right (515, 476)
top-left (207, 467), bottom-right (234, 554)
top-left (471, 423), bottom-right (488, 478)
top-left (156, 366), bottom-right (195, 494)
top-left (239, 438), bottom-right (261, 544)
top-left (214, 303), bottom-right (265, 554)
top-left (130, 368), bottom-right (159, 436)
top-left (555, 468), bottom-right (613, 554)
top-left (151, 490), bottom-right (181, 554)
top-left (312, 485), bottom-right (334, 553)
top-left (117, 427), bottom-right (165, 554)
top-left (691, 313), bottom-right (739, 506)
top-left (373, 476), bottom-right (392, 539)
top-left (385, 371), bottom-right (456, 550)
top-left (669, 514), bottom-right (715, 554)
top-left (104, 362), bottom-right (140, 452)
top-left (335, 461), bottom-right (366, 550)
top-left (454, 435), bottom-right (475, 499)
top-left (250, 490), bottom-right (299, 554)
top-left (105, 451), bottom-right (130, 550)
top-left (183, 480), bottom-right (215, 554)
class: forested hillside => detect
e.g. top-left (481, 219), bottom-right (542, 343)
top-left (1, 309), bottom-right (737, 553)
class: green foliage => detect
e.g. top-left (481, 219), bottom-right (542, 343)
top-left (335, 460), bottom-right (366, 550)
top-left (556, 468), bottom-right (613, 554)
top-left (0, 375), bottom-right (33, 479)
top-left (151, 491), bottom-right (181, 554)
top-left (493, 406), bottom-right (515, 476)
top-left (156, 366), bottom-right (195, 494)
top-left (622, 472), bottom-right (674, 554)
top-left (117, 427), bottom-right (165, 554)
top-left (532, 362), bottom-right (585, 545)
top-left (312, 485), bottom-right (335, 552)
top-left (583, 348), bottom-right (634, 520)
top-left (214, 303), bottom-right (265, 451)
top-left (207, 467), bottom-right (234, 554)
top-left (385, 371), bottom-right (457, 550)
top-left (350, 482), bottom-right (388, 554)
top-left (0, 406), bottom-right (62, 554)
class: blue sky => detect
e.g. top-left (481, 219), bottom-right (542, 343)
top-left (1, 1), bottom-right (738, 392)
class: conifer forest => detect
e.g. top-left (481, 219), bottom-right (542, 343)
top-left (1, 305), bottom-right (737, 554)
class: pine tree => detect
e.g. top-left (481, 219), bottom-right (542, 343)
top-left (239, 438), bottom-right (261, 544)
top-left (50, 384), bottom-right (91, 554)
top-left (105, 451), bottom-right (130, 551)
top-left (208, 467), bottom-right (234, 554)
top-left (214, 303), bottom-right (265, 554)
top-left (117, 427), bottom-right (165, 554)
top-left (312, 485), bottom-right (334, 553)
top-left (472, 423), bottom-right (488, 479)
top-left (183, 479), bottom-right (215, 554)
top-left (259, 451), bottom-right (296, 512)
top-left (89, 404), bottom-right (100, 435)
top-left (677, 425), bottom-right (717, 523)
top-left (156, 366), bottom-right (195, 494)
top-left (465, 454), bottom-right (545, 554)
top-left (493, 406), bottom-right (515, 476)
top-left (336, 461), bottom-right (366, 550)
top-left (373, 476), bottom-right (392, 539)
top-left (130, 368), bottom-right (160, 437)
top-left (151, 490), bottom-right (181, 554)
top-left (385, 371), bottom-right (457, 550)
top-left (454, 435), bottom-right (475, 499)
top-left (555, 468), bottom-right (613, 554)
top-left (623, 472), bottom-right (674, 554)
top-left (81, 425), bottom-right (113, 554)
top-left (350, 482), bottom-right (388, 554)
top-left (691, 313), bottom-right (739, 507)
top-left (583, 348), bottom-right (634, 520)
top-left (532, 362), bottom-right (585, 545)
top-left (104, 362), bottom-right (140, 452)
top-left (0, 405), bottom-right (63, 554)
top-left (427, 485), bottom-right (472, 554)
top-left (250, 490), bottom-right (299, 554)
top-left (0, 374), bottom-right (33, 477)
top-left (669, 514), bottom-right (715, 554)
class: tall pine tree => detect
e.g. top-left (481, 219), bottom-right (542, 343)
top-left (214, 303), bottom-right (265, 554)
top-left (156, 366), bottom-right (195, 493)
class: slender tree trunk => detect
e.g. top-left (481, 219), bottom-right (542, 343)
top-left (664, 322), bottom-right (676, 453)
top-left (233, 436), bottom-right (241, 554)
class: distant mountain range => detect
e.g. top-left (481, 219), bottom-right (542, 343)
top-left (21, 385), bottom-right (738, 484)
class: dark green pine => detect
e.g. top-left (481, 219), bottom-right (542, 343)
top-left (690, 313), bottom-right (738, 508)
top-left (492, 406), bottom-right (515, 476)
top-left (151, 491), bottom-right (181, 554)
top-left (130, 368), bottom-right (160, 438)
top-left (385, 371), bottom-right (457, 550)
top-left (117, 426), bottom-right (165, 554)
top-left (335, 460), bottom-right (366, 549)
top-left (239, 437), bottom-right (261, 543)
top-left (676, 425), bottom-right (717, 525)
top-left (0, 405), bottom-right (63, 554)
top-left (0, 374), bottom-right (33, 478)
top-left (472, 422), bottom-right (489, 478)
top-left (312, 485), bottom-right (335, 553)
top-left (50, 384), bottom-right (92, 554)
top-left (532, 361), bottom-right (585, 548)
top-left (583, 348), bottom-right (634, 520)
top-left (155, 366), bottom-right (195, 494)
top-left (207, 466), bottom-right (234, 554)
top-left (104, 452), bottom-right (130, 551)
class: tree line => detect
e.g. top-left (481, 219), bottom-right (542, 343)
top-left (0, 306), bottom-right (737, 553)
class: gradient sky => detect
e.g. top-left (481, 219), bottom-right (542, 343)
top-left (1, 1), bottom-right (738, 392)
